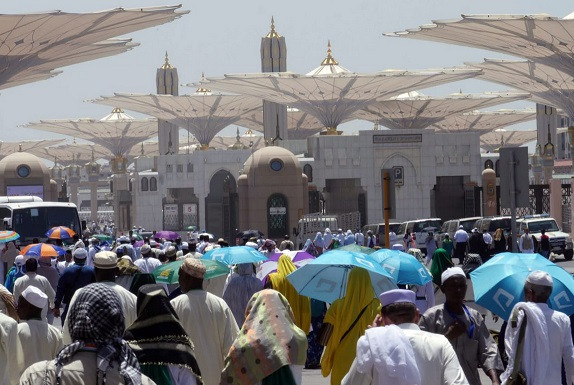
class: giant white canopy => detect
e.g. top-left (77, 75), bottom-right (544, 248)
top-left (23, 108), bottom-right (158, 158)
top-left (0, 6), bottom-right (188, 89)
top-left (92, 92), bottom-right (263, 147)
top-left (353, 91), bottom-right (529, 130)
top-left (0, 139), bottom-right (65, 159)
top-left (480, 129), bottom-right (537, 153)
top-left (432, 108), bottom-right (536, 133)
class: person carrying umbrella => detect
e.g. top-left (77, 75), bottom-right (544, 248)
top-left (500, 271), bottom-right (574, 385)
top-left (268, 255), bottom-right (311, 335)
top-left (319, 267), bottom-right (381, 385)
top-left (419, 267), bottom-right (503, 385)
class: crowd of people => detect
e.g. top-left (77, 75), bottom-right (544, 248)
top-left (0, 226), bottom-right (569, 385)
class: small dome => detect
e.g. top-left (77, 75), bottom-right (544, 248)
top-left (0, 151), bottom-right (49, 178)
top-left (242, 147), bottom-right (304, 185)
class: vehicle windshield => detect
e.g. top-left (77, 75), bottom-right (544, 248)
top-left (413, 220), bottom-right (442, 233)
top-left (528, 220), bottom-right (560, 233)
top-left (488, 218), bottom-right (511, 232)
top-left (12, 206), bottom-right (81, 240)
top-left (460, 219), bottom-right (478, 232)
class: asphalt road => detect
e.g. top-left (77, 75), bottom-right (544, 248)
top-left (302, 253), bottom-right (574, 385)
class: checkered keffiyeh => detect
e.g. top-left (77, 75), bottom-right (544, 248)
top-left (54, 283), bottom-right (141, 385)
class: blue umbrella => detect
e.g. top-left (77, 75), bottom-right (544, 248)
top-left (286, 250), bottom-right (397, 303)
top-left (202, 246), bottom-right (268, 265)
top-left (470, 252), bottom-right (574, 320)
top-left (371, 249), bottom-right (432, 286)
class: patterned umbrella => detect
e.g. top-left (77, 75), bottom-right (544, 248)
top-left (45, 226), bottom-right (76, 240)
top-left (0, 231), bottom-right (19, 243)
top-left (154, 230), bottom-right (180, 241)
top-left (153, 258), bottom-right (230, 284)
top-left (20, 243), bottom-right (66, 258)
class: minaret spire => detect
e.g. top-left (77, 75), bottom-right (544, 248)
top-left (321, 40), bottom-right (339, 66)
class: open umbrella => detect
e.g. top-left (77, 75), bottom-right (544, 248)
top-left (0, 231), bottom-right (19, 243)
top-left (92, 234), bottom-right (114, 243)
top-left (257, 251), bottom-right (315, 282)
top-left (371, 249), bottom-right (432, 286)
top-left (20, 243), bottom-right (65, 258)
top-left (154, 230), bottom-right (180, 241)
top-left (338, 244), bottom-right (376, 255)
top-left (470, 252), bottom-right (574, 320)
top-left (286, 250), bottom-right (397, 303)
top-left (45, 226), bottom-right (76, 240)
top-left (202, 246), bottom-right (267, 265)
top-left (153, 258), bottom-right (230, 284)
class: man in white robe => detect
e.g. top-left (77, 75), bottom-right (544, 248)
top-left (343, 289), bottom-right (468, 385)
top-left (13, 258), bottom-right (55, 321)
top-left (171, 258), bottom-right (239, 385)
top-left (0, 312), bottom-right (16, 385)
top-left (501, 271), bottom-right (574, 385)
top-left (14, 286), bottom-right (63, 383)
top-left (62, 251), bottom-right (137, 344)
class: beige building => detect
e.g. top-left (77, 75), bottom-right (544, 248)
top-left (0, 152), bottom-right (57, 201)
top-left (238, 146), bottom-right (308, 239)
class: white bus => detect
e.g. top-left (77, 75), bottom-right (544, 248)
top-left (0, 196), bottom-right (83, 245)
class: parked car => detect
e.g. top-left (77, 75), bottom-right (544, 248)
top-left (517, 214), bottom-right (573, 260)
top-left (437, 216), bottom-right (482, 247)
top-left (396, 218), bottom-right (442, 255)
top-left (362, 222), bottom-right (401, 248)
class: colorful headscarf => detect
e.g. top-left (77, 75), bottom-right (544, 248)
top-left (429, 248), bottom-right (454, 285)
top-left (57, 283), bottom-right (141, 385)
top-left (124, 284), bottom-right (202, 384)
top-left (268, 255), bottom-right (311, 334)
top-left (220, 289), bottom-right (308, 385)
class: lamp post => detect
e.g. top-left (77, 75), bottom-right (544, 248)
top-left (531, 145), bottom-right (542, 185)
top-left (85, 149), bottom-right (101, 223)
top-left (66, 155), bottom-right (81, 207)
top-left (568, 126), bottom-right (574, 173)
top-left (541, 126), bottom-right (555, 183)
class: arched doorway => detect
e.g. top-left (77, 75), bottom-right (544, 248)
top-left (206, 170), bottom-right (238, 243)
top-left (267, 193), bottom-right (289, 239)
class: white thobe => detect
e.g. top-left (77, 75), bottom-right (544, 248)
top-left (15, 319), bottom-right (63, 383)
top-left (412, 281), bottom-right (435, 315)
top-left (171, 290), bottom-right (239, 385)
top-left (62, 281), bottom-right (137, 344)
top-left (0, 313), bottom-right (17, 385)
top-left (502, 303), bottom-right (574, 385)
top-left (13, 273), bottom-right (55, 321)
top-left (134, 256), bottom-right (161, 273)
top-left (342, 323), bottom-right (468, 385)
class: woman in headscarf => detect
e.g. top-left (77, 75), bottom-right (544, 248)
top-left (429, 248), bottom-right (454, 286)
top-left (223, 263), bottom-right (263, 327)
top-left (441, 234), bottom-right (454, 258)
top-left (319, 267), bottom-right (381, 385)
top-left (220, 289), bottom-right (308, 385)
top-left (5, 255), bottom-right (25, 293)
top-left (124, 284), bottom-right (202, 385)
top-left (20, 283), bottom-right (155, 384)
top-left (313, 232), bottom-right (324, 255)
top-left (323, 229), bottom-right (333, 251)
top-left (493, 228), bottom-right (507, 254)
top-left (268, 255), bottom-right (311, 335)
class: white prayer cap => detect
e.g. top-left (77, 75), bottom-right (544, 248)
top-left (472, 228), bottom-right (478, 233)
top-left (379, 289), bottom-right (416, 307)
top-left (21, 285), bottom-right (48, 309)
top-left (391, 243), bottom-right (404, 251)
top-left (441, 267), bottom-right (466, 284)
top-left (118, 235), bottom-right (130, 243)
top-left (140, 244), bottom-right (151, 254)
top-left (94, 251), bottom-right (118, 269)
top-left (72, 248), bottom-right (87, 260)
top-left (526, 270), bottom-right (553, 287)
top-left (149, 240), bottom-right (158, 247)
top-left (181, 242), bottom-right (189, 248)
top-left (14, 255), bottom-right (25, 266)
top-left (459, 225), bottom-right (464, 229)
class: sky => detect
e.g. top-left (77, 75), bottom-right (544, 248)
top-left (1, 0), bottom-right (571, 143)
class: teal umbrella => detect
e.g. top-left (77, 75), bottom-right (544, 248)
top-left (153, 259), bottom-right (230, 284)
top-left (371, 249), bottom-right (431, 286)
top-left (286, 250), bottom-right (396, 303)
top-left (338, 244), bottom-right (376, 255)
top-left (92, 234), bottom-right (114, 243)
top-left (202, 246), bottom-right (267, 265)
top-left (470, 252), bottom-right (574, 320)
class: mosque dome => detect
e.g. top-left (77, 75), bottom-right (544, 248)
top-left (0, 151), bottom-right (49, 179)
top-left (241, 146), bottom-right (305, 186)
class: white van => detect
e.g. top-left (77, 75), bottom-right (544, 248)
top-left (397, 218), bottom-right (442, 255)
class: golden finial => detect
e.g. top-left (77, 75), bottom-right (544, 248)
top-left (111, 107), bottom-right (124, 114)
top-left (266, 16), bottom-right (281, 38)
top-left (18, 143), bottom-right (22, 152)
top-left (161, 51), bottom-right (173, 69)
top-left (321, 40), bottom-right (339, 66)
top-left (196, 72), bottom-right (212, 94)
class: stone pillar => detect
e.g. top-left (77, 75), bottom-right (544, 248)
top-left (482, 168), bottom-right (497, 217)
top-left (156, 53), bottom-right (179, 155)
top-left (89, 178), bottom-right (98, 223)
top-left (69, 178), bottom-right (80, 207)
top-left (549, 179), bottom-right (562, 225)
top-left (197, 194), bottom-right (206, 232)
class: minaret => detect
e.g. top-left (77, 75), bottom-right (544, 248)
top-left (156, 52), bottom-right (179, 155)
top-left (260, 17), bottom-right (288, 143)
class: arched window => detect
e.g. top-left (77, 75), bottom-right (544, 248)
top-left (484, 160), bottom-right (494, 170)
top-left (150, 177), bottom-right (158, 191)
top-left (495, 159), bottom-right (500, 177)
top-left (303, 164), bottom-right (313, 182)
top-left (141, 177), bottom-right (149, 192)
